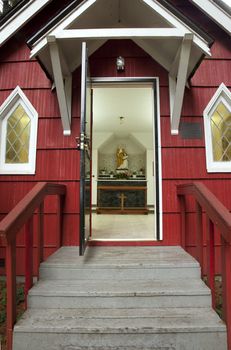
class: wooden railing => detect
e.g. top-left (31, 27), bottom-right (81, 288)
top-left (0, 182), bottom-right (66, 350)
top-left (177, 182), bottom-right (231, 350)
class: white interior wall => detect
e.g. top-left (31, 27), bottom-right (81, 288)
top-left (92, 149), bottom-right (98, 206)
top-left (92, 85), bottom-right (155, 207)
top-left (146, 150), bottom-right (154, 206)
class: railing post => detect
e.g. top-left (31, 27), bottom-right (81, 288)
top-left (179, 195), bottom-right (186, 249)
top-left (221, 238), bottom-right (231, 350)
top-left (6, 238), bottom-right (16, 350)
top-left (206, 215), bottom-right (215, 309)
top-left (57, 194), bottom-right (64, 248)
top-left (25, 217), bottom-right (34, 304)
top-left (195, 201), bottom-right (203, 277)
top-left (37, 202), bottom-right (44, 278)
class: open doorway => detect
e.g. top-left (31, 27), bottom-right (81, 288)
top-left (91, 81), bottom-right (161, 241)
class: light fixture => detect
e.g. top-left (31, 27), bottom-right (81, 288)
top-left (116, 56), bottom-right (125, 71)
top-left (119, 116), bottom-right (125, 124)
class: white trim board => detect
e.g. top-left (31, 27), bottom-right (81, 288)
top-left (190, 0), bottom-right (231, 35)
top-left (0, 0), bottom-right (52, 47)
top-left (55, 28), bottom-right (185, 40)
top-left (1, 0), bottom-right (229, 51)
top-left (30, 0), bottom-right (211, 58)
top-left (91, 77), bottom-right (163, 241)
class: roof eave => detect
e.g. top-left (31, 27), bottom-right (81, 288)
top-left (0, 0), bottom-right (53, 47)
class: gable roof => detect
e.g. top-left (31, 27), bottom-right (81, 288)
top-left (0, 0), bottom-right (228, 136)
top-left (0, 0), bottom-right (230, 49)
top-left (24, 0), bottom-right (213, 135)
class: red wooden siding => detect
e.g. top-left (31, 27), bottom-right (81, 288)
top-left (0, 34), bottom-right (82, 274)
top-left (0, 0), bottom-right (230, 276)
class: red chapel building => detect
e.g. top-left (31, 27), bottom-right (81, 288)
top-left (0, 0), bottom-right (231, 349)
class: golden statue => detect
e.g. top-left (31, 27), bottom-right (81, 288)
top-left (116, 148), bottom-right (128, 169)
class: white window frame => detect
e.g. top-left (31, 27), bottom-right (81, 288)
top-left (204, 83), bottom-right (231, 173)
top-left (0, 86), bottom-right (38, 174)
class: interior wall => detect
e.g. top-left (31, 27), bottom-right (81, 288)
top-left (92, 85), bottom-right (155, 207)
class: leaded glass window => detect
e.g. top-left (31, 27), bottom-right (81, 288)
top-left (0, 86), bottom-right (38, 174)
top-left (204, 83), bottom-right (231, 173)
top-left (5, 104), bottom-right (31, 163)
top-left (210, 101), bottom-right (231, 162)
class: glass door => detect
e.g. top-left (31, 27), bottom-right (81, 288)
top-left (78, 42), bottom-right (92, 255)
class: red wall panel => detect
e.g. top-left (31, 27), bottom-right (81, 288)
top-left (0, 39), bottom-right (31, 62)
top-left (0, 2), bottom-right (230, 278)
top-left (162, 148), bottom-right (231, 179)
top-left (191, 59), bottom-right (231, 87)
top-left (89, 40), bottom-right (169, 86)
top-left (210, 34), bottom-right (231, 59)
top-left (159, 87), bottom-right (170, 116)
top-left (163, 179), bottom-right (231, 214)
top-left (37, 118), bottom-right (80, 150)
top-left (0, 61), bottom-right (50, 89)
top-left (161, 117), bottom-right (204, 148)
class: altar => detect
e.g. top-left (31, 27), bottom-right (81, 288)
top-left (96, 179), bottom-right (148, 214)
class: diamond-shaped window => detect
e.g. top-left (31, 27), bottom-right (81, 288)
top-left (210, 101), bottom-right (231, 162)
top-left (5, 104), bottom-right (31, 163)
top-left (0, 86), bottom-right (38, 174)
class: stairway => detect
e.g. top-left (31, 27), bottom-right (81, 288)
top-left (13, 246), bottom-right (227, 350)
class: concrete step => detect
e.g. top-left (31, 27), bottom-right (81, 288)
top-left (40, 246), bottom-right (200, 280)
top-left (13, 307), bottom-right (227, 350)
top-left (28, 278), bottom-right (211, 309)
top-left (13, 246), bottom-right (227, 350)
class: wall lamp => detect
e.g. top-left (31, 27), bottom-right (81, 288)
top-left (116, 56), bottom-right (125, 71)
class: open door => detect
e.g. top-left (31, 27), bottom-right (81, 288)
top-left (77, 42), bottom-right (92, 255)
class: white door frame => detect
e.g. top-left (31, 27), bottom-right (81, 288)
top-left (91, 77), bottom-right (163, 240)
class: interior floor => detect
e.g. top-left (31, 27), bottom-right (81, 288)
top-left (91, 213), bottom-right (155, 240)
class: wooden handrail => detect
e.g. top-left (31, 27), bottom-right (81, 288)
top-left (0, 182), bottom-right (66, 350)
top-left (0, 182), bottom-right (66, 244)
top-left (177, 182), bottom-right (231, 350)
top-left (177, 182), bottom-right (231, 243)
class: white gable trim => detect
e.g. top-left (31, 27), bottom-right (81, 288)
top-left (1, 0), bottom-right (230, 50)
top-left (30, 0), bottom-right (211, 59)
top-left (29, 0), bottom-right (211, 135)
top-left (55, 28), bottom-right (185, 40)
top-left (0, 0), bottom-right (52, 47)
top-left (190, 0), bottom-right (231, 35)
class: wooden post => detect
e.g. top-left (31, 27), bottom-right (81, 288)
top-left (206, 216), bottom-right (215, 309)
top-left (25, 217), bottom-right (34, 304)
top-left (6, 238), bottom-right (16, 350)
top-left (221, 238), bottom-right (231, 350)
top-left (37, 202), bottom-right (44, 278)
top-left (179, 195), bottom-right (186, 249)
top-left (195, 201), bottom-right (203, 277)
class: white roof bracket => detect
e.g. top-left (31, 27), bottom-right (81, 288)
top-left (169, 33), bottom-right (193, 135)
top-left (64, 75), bottom-right (72, 124)
top-left (48, 36), bottom-right (71, 135)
